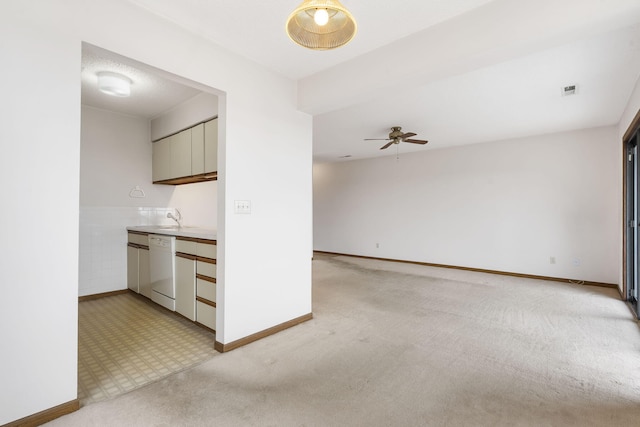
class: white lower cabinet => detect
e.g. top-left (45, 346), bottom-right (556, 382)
top-left (127, 233), bottom-right (150, 298)
top-left (196, 278), bottom-right (216, 301)
top-left (127, 246), bottom-right (139, 293)
top-left (175, 237), bottom-right (217, 332)
top-left (197, 261), bottom-right (216, 278)
top-left (196, 301), bottom-right (216, 330)
top-left (133, 234), bottom-right (216, 332)
top-left (196, 278), bottom-right (216, 330)
top-left (175, 255), bottom-right (196, 321)
top-left (194, 263), bottom-right (216, 331)
top-left (139, 248), bottom-right (151, 298)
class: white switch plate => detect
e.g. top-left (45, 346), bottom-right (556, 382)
top-left (234, 200), bottom-right (251, 214)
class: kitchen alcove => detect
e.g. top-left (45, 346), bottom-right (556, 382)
top-left (79, 42), bottom-right (225, 405)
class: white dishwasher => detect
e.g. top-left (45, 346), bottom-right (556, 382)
top-left (149, 234), bottom-right (176, 311)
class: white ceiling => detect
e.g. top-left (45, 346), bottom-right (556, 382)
top-left (81, 44), bottom-right (202, 119)
top-left (81, 0), bottom-right (640, 162)
top-left (126, 0), bottom-right (496, 80)
top-left (314, 24), bottom-right (640, 160)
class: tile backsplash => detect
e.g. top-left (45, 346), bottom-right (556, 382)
top-left (79, 207), bottom-right (178, 297)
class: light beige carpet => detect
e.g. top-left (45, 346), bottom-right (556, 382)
top-left (51, 253), bottom-right (640, 426)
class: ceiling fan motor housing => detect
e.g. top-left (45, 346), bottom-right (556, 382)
top-left (389, 126), bottom-right (404, 139)
top-left (364, 125), bottom-right (428, 150)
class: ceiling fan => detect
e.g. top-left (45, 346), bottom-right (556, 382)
top-left (365, 126), bottom-right (429, 150)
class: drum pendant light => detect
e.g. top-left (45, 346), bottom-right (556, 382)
top-left (286, 0), bottom-right (357, 50)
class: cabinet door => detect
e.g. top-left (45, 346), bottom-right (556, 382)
top-left (191, 123), bottom-right (205, 175)
top-left (152, 137), bottom-right (171, 182)
top-left (171, 128), bottom-right (192, 179)
top-left (139, 248), bottom-right (151, 299)
top-left (204, 119), bottom-right (218, 174)
top-left (127, 246), bottom-right (139, 293)
top-left (175, 255), bottom-right (196, 321)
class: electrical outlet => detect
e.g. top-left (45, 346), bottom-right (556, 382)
top-left (376, 243), bottom-right (379, 248)
top-left (572, 258), bottom-right (582, 267)
top-left (550, 256), bottom-right (556, 264)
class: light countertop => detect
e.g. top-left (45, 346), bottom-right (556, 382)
top-left (127, 225), bottom-right (216, 240)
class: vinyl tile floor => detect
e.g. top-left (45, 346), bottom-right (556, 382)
top-left (78, 292), bottom-right (217, 406)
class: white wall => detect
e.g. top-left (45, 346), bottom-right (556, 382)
top-left (314, 126), bottom-right (619, 284)
top-left (0, 7), bottom-right (80, 424)
top-left (169, 181), bottom-right (217, 227)
top-left (150, 92), bottom-right (218, 141)
top-left (1, 1), bottom-right (312, 424)
top-left (221, 86), bottom-right (312, 342)
top-left (619, 73), bottom-right (640, 140)
top-left (81, 106), bottom-right (169, 207)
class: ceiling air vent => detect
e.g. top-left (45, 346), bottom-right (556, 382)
top-left (562, 84), bottom-right (578, 96)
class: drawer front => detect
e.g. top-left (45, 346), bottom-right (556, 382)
top-left (196, 301), bottom-right (216, 330)
top-left (176, 239), bottom-right (197, 255)
top-left (196, 278), bottom-right (216, 302)
top-left (196, 242), bottom-right (217, 259)
top-left (197, 261), bottom-right (216, 278)
top-left (128, 233), bottom-right (149, 246)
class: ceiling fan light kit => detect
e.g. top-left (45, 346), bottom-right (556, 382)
top-left (365, 126), bottom-right (429, 150)
top-left (286, 0), bottom-right (357, 50)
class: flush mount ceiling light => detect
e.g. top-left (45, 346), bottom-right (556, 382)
top-left (97, 71), bottom-right (131, 97)
top-left (286, 0), bottom-right (357, 50)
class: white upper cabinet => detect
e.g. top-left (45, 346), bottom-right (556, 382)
top-left (152, 118), bottom-right (218, 185)
top-left (171, 128), bottom-right (192, 179)
top-left (191, 123), bottom-right (205, 176)
top-left (152, 136), bottom-right (171, 182)
top-left (204, 118), bottom-right (218, 174)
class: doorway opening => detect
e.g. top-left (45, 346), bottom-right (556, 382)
top-left (79, 42), bottom-right (226, 405)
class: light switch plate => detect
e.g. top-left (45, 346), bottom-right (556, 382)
top-left (234, 200), bottom-right (251, 214)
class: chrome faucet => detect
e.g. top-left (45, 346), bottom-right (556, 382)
top-left (167, 209), bottom-right (182, 227)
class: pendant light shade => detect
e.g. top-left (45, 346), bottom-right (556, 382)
top-left (286, 0), bottom-right (357, 50)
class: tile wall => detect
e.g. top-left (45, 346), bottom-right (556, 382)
top-left (79, 207), bottom-right (177, 297)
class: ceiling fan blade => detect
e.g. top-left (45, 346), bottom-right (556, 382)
top-left (380, 141), bottom-right (394, 150)
top-left (364, 138), bottom-right (391, 141)
top-left (404, 139), bottom-right (429, 144)
top-left (400, 132), bottom-right (417, 139)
